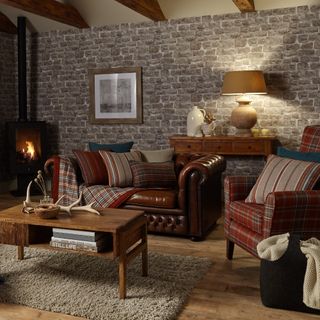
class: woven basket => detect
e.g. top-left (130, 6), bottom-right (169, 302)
top-left (34, 204), bottom-right (59, 219)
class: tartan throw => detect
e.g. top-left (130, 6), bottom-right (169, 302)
top-left (58, 156), bottom-right (140, 208)
top-left (130, 160), bottom-right (177, 188)
top-left (58, 157), bottom-right (79, 206)
top-left (245, 154), bottom-right (320, 204)
top-left (80, 185), bottom-right (139, 208)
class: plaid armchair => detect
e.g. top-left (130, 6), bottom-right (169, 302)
top-left (224, 126), bottom-right (320, 259)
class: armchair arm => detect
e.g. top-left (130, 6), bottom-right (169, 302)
top-left (178, 154), bottom-right (226, 238)
top-left (224, 175), bottom-right (258, 204)
top-left (44, 156), bottom-right (80, 204)
top-left (263, 190), bottom-right (320, 238)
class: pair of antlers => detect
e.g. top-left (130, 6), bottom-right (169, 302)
top-left (23, 181), bottom-right (100, 216)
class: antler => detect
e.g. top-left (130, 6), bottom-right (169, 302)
top-left (23, 181), bottom-right (100, 216)
top-left (55, 192), bottom-right (100, 216)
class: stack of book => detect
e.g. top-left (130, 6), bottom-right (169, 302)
top-left (50, 228), bottom-right (111, 252)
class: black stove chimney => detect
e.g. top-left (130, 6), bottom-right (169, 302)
top-left (17, 16), bottom-right (27, 121)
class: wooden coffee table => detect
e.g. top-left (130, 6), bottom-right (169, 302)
top-left (0, 205), bottom-right (148, 299)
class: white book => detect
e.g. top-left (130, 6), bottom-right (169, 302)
top-left (50, 241), bottom-right (99, 252)
top-left (51, 236), bottom-right (106, 248)
top-left (52, 228), bottom-right (96, 237)
top-left (52, 228), bottom-right (104, 242)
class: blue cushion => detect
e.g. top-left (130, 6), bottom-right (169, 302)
top-left (88, 141), bottom-right (134, 153)
top-left (277, 147), bottom-right (320, 163)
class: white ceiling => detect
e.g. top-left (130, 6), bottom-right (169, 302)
top-left (0, 0), bottom-right (319, 33)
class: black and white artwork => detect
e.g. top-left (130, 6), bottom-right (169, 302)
top-left (89, 67), bottom-right (142, 124)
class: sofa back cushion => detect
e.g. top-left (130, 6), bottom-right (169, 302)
top-left (99, 150), bottom-right (142, 187)
top-left (73, 150), bottom-right (108, 186)
top-left (139, 148), bottom-right (174, 163)
top-left (89, 141), bottom-right (134, 153)
top-left (130, 161), bottom-right (177, 188)
top-left (245, 154), bottom-right (320, 204)
top-left (299, 126), bottom-right (320, 152)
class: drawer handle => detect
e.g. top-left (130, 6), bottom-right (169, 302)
top-left (187, 145), bottom-right (191, 148)
top-left (248, 146), bottom-right (252, 149)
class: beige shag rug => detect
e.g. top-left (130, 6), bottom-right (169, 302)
top-left (0, 245), bottom-right (211, 320)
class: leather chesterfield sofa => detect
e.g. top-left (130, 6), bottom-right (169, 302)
top-left (45, 153), bottom-right (226, 240)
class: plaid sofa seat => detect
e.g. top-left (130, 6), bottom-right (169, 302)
top-left (229, 201), bottom-right (264, 234)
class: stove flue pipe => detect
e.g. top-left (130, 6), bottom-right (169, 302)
top-left (17, 16), bottom-right (27, 122)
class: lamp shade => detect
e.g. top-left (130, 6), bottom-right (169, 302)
top-left (222, 70), bottom-right (267, 95)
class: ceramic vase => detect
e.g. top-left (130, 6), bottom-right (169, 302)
top-left (187, 106), bottom-right (206, 137)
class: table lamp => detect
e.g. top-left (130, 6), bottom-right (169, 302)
top-left (222, 70), bottom-right (267, 136)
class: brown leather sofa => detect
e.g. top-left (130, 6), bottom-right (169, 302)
top-left (45, 153), bottom-right (226, 240)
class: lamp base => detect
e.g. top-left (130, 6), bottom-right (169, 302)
top-left (230, 97), bottom-right (257, 132)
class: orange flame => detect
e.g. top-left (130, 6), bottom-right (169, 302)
top-left (25, 141), bottom-right (35, 159)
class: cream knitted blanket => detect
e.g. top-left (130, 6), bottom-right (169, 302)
top-left (257, 233), bottom-right (320, 310)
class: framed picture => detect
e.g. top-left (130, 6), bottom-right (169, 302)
top-left (89, 67), bottom-right (142, 124)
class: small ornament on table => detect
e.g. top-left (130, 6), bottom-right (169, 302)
top-left (201, 110), bottom-right (216, 136)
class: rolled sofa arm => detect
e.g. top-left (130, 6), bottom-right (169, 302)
top-left (177, 154), bottom-right (226, 239)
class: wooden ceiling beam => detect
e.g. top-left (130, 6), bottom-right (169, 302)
top-left (115, 0), bottom-right (166, 21)
top-left (0, 0), bottom-right (89, 28)
top-left (0, 10), bottom-right (16, 33)
top-left (233, 0), bottom-right (255, 12)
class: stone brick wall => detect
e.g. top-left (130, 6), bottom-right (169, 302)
top-left (0, 32), bottom-right (16, 181)
top-left (2, 6), bottom-right (320, 182)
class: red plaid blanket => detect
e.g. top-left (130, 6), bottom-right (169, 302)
top-left (57, 157), bottom-right (139, 208)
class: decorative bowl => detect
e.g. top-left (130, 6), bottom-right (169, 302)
top-left (34, 204), bottom-right (59, 219)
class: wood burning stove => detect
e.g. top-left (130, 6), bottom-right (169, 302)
top-left (6, 17), bottom-right (47, 195)
top-left (6, 121), bottom-right (47, 195)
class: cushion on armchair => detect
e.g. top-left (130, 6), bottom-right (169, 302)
top-left (277, 147), bottom-right (320, 163)
top-left (246, 155), bottom-right (320, 204)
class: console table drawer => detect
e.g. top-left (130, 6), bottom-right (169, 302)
top-left (203, 141), bottom-right (233, 153)
top-left (233, 142), bottom-right (264, 154)
top-left (169, 135), bottom-right (278, 157)
top-left (174, 140), bottom-right (202, 152)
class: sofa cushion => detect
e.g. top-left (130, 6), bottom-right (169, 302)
top-left (229, 200), bottom-right (264, 234)
top-left (99, 150), bottom-right (142, 187)
top-left (139, 148), bottom-right (174, 162)
top-left (126, 189), bottom-right (177, 209)
top-left (246, 154), bottom-right (320, 204)
top-left (89, 141), bottom-right (134, 153)
top-left (130, 161), bottom-right (177, 188)
top-left (73, 150), bottom-right (108, 186)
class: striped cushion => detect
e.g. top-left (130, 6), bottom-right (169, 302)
top-left (73, 150), bottom-right (108, 186)
top-left (246, 154), bottom-right (320, 204)
top-left (130, 161), bottom-right (177, 188)
top-left (99, 151), bottom-right (142, 187)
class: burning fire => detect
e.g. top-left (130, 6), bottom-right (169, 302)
top-left (22, 141), bottom-right (36, 160)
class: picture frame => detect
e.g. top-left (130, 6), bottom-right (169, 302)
top-left (89, 67), bottom-right (142, 124)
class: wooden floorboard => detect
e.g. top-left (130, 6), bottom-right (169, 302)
top-left (0, 193), bottom-right (318, 319)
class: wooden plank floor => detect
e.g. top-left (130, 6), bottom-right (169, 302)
top-left (0, 193), bottom-right (318, 320)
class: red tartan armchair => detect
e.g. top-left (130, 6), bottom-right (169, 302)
top-left (224, 125), bottom-right (320, 259)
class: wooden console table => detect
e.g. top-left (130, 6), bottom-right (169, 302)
top-left (169, 135), bottom-right (279, 157)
